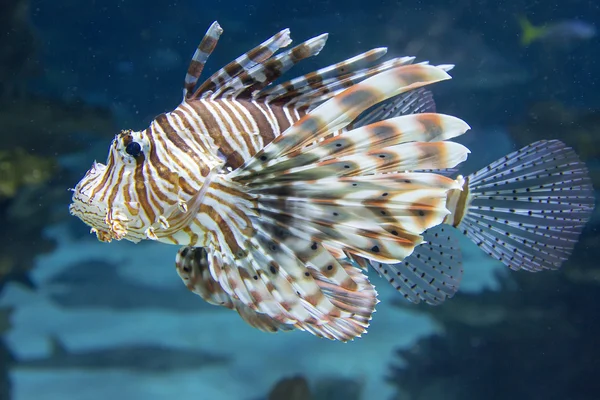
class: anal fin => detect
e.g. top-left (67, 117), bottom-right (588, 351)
top-left (370, 225), bottom-right (463, 305)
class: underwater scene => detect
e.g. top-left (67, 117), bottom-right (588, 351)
top-left (1, 0), bottom-right (599, 399)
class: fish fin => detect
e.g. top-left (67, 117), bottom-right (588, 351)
top-left (298, 258), bottom-right (378, 341)
top-left (231, 64), bottom-right (460, 177)
top-left (175, 246), bottom-right (293, 333)
top-left (352, 88), bottom-right (437, 129)
top-left (253, 174), bottom-right (458, 263)
top-left (227, 66), bottom-right (470, 264)
top-left (258, 50), bottom-right (407, 108)
top-left (370, 225), bottom-right (463, 305)
top-left (177, 181), bottom-right (378, 341)
top-left (413, 167), bottom-right (459, 177)
top-left (246, 218), bottom-right (378, 341)
top-left (237, 112), bottom-right (470, 184)
top-left (191, 27), bottom-right (292, 99)
top-left (175, 246), bottom-right (237, 308)
top-left (518, 15), bottom-right (545, 46)
top-left (183, 21), bottom-right (223, 99)
top-left (458, 140), bottom-right (595, 272)
top-left (220, 33), bottom-right (330, 99)
top-left (260, 56), bottom-right (450, 112)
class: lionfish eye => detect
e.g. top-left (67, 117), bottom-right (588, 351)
top-left (125, 141), bottom-right (142, 157)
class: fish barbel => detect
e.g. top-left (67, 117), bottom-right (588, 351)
top-left (70, 22), bottom-right (594, 341)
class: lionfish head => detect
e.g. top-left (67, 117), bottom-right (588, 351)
top-left (69, 129), bottom-right (155, 243)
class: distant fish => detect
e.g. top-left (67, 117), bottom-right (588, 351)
top-left (69, 21), bottom-right (595, 342)
top-left (519, 16), bottom-right (596, 46)
top-left (16, 336), bottom-right (229, 372)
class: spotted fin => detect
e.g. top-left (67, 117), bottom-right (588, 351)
top-left (200, 63), bottom-right (471, 340)
top-left (175, 246), bottom-right (293, 333)
top-left (298, 258), bottom-right (378, 341)
top-left (175, 227), bottom-right (377, 341)
top-left (232, 64), bottom-right (459, 178)
top-left (458, 140), bottom-right (595, 272)
top-left (227, 66), bottom-right (470, 265)
top-left (352, 88), bottom-right (436, 129)
top-left (177, 176), bottom-right (379, 342)
top-left (370, 225), bottom-right (463, 305)
top-left (262, 54), bottom-right (416, 108)
top-left (290, 62), bottom-right (452, 112)
top-left (184, 22), bottom-right (450, 120)
top-left (242, 217), bottom-right (379, 341)
top-left (239, 112), bottom-right (470, 185)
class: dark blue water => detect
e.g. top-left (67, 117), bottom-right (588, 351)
top-left (1, 0), bottom-right (598, 399)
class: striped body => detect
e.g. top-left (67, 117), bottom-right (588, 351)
top-left (183, 98), bottom-right (306, 169)
top-left (69, 97), bottom-right (307, 246)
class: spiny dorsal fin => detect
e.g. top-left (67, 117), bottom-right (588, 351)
top-left (183, 21), bottom-right (223, 99)
top-left (192, 28), bottom-right (292, 99)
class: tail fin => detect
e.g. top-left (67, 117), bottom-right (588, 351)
top-left (518, 15), bottom-right (545, 46)
top-left (458, 140), bottom-right (595, 272)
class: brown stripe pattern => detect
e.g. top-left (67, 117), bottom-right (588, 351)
top-left (69, 21), bottom-right (476, 342)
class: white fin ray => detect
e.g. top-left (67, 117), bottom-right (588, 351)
top-left (230, 64), bottom-right (454, 179)
top-left (256, 48), bottom-right (393, 100)
top-left (239, 113), bottom-right (470, 182)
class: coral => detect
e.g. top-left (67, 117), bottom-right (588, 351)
top-left (0, 149), bottom-right (56, 200)
top-left (387, 224), bottom-right (600, 400)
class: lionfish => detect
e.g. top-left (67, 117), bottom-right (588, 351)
top-left (70, 22), bottom-right (594, 341)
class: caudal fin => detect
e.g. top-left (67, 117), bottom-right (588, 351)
top-left (458, 140), bottom-right (595, 272)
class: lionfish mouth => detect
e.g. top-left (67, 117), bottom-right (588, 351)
top-left (69, 161), bottom-right (130, 242)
